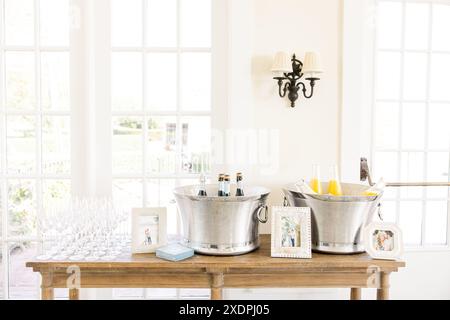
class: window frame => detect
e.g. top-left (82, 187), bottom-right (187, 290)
top-left (0, 0), bottom-right (227, 299)
top-left (0, 0), bottom-right (72, 299)
top-left (341, 0), bottom-right (450, 251)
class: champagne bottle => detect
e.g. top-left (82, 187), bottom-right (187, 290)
top-left (197, 173), bottom-right (207, 196)
top-left (217, 174), bottom-right (224, 196)
top-left (223, 174), bottom-right (231, 197)
top-left (235, 172), bottom-right (244, 196)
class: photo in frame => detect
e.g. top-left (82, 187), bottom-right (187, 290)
top-left (363, 222), bottom-right (403, 260)
top-left (132, 207), bottom-right (167, 254)
top-left (271, 206), bottom-right (312, 259)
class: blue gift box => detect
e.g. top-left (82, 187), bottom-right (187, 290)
top-left (156, 244), bottom-right (195, 262)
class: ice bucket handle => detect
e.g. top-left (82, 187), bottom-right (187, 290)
top-left (256, 204), bottom-right (268, 223)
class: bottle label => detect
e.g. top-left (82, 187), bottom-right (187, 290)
top-left (224, 182), bottom-right (230, 196)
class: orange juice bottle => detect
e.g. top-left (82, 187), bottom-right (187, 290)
top-left (328, 165), bottom-right (343, 196)
top-left (309, 164), bottom-right (323, 194)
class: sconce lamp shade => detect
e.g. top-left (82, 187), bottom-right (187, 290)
top-left (302, 52), bottom-right (323, 75)
top-left (271, 51), bottom-right (292, 74)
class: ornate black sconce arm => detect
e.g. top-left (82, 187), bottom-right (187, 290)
top-left (273, 54), bottom-right (320, 108)
top-left (297, 77), bottom-right (319, 99)
top-left (276, 78), bottom-right (291, 98)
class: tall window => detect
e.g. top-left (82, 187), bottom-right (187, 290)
top-left (109, 0), bottom-right (212, 300)
top-left (0, 0), bottom-right (215, 300)
top-left (0, 0), bottom-right (71, 299)
top-left (111, 0), bottom-right (211, 236)
top-left (372, 0), bottom-right (450, 247)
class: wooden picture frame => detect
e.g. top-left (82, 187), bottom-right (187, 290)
top-left (271, 206), bottom-right (312, 259)
top-left (363, 222), bottom-right (403, 260)
top-left (132, 207), bottom-right (167, 254)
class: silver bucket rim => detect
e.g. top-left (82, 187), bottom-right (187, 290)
top-left (283, 182), bottom-right (383, 203)
top-left (173, 184), bottom-right (271, 202)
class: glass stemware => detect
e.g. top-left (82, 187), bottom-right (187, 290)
top-left (36, 197), bottom-right (131, 262)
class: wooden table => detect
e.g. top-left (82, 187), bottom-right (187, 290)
top-left (26, 235), bottom-right (405, 300)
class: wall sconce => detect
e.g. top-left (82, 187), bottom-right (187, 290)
top-left (271, 51), bottom-right (322, 108)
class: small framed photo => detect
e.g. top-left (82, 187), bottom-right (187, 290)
top-left (132, 208), bottom-right (167, 254)
top-left (363, 222), bottom-right (403, 260)
top-left (271, 206), bottom-right (312, 259)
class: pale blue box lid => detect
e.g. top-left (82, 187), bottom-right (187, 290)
top-left (156, 243), bottom-right (194, 261)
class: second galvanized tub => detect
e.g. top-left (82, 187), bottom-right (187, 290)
top-left (283, 182), bottom-right (383, 254)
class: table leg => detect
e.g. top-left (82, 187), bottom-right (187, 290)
top-left (211, 287), bottom-right (223, 300)
top-left (210, 273), bottom-right (224, 300)
top-left (41, 272), bottom-right (54, 300)
top-left (350, 288), bottom-right (361, 300)
top-left (69, 288), bottom-right (80, 300)
top-left (41, 287), bottom-right (54, 300)
top-left (376, 272), bottom-right (390, 300)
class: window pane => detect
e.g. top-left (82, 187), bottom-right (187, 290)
top-left (112, 179), bottom-right (143, 208)
top-left (377, 1), bottom-right (402, 50)
top-left (111, 0), bottom-right (142, 46)
top-left (112, 53), bottom-right (142, 111)
top-left (180, 116), bottom-right (210, 174)
top-left (4, 0), bottom-right (34, 46)
top-left (376, 52), bottom-right (401, 100)
top-left (430, 54), bottom-right (450, 101)
top-left (432, 4), bottom-right (450, 51)
top-left (180, 0), bottom-right (211, 47)
top-left (42, 116), bottom-right (71, 174)
top-left (146, 53), bottom-right (177, 111)
top-left (5, 52), bottom-right (35, 110)
top-left (401, 152), bottom-right (424, 180)
top-left (112, 117), bottom-right (143, 174)
top-left (8, 180), bottom-right (37, 237)
top-left (400, 152), bottom-right (424, 199)
top-left (147, 117), bottom-right (177, 174)
top-left (425, 201), bottom-right (448, 245)
top-left (383, 187), bottom-right (398, 200)
top-left (180, 53), bottom-right (211, 111)
top-left (374, 102), bottom-right (399, 149)
top-left (42, 180), bottom-right (71, 211)
top-left (402, 103), bottom-right (425, 149)
top-left (380, 200), bottom-right (397, 223)
top-left (426, 152), bottom-right (449, 199)
top-left (146, 179), bottom-right (177, 234)
top-left (374, 152), bottom-right (399, 182)
top-left (399, 201), bottom-right (422, 245)
top-left (427, 152), bottom-right (449, 182)
top-left (428, 103), bottom-right (450, 150)
top-left (41, 52), bottom-right (70, 111)
top-left (40, 0), bottom-right (69, 46)
top-left (403, 53), bottom-right (427, 101)
top-left (405, 3), bottom-right (429, 51)
top-left (427, 187), bottom-right (449, 199)
top-left (147, 0), bottom-right (176, 47)
top-left (400, 186), bottom-right (424, 200)
top-left (9, 242), bottom-right (39, 299)
top-left (7, 116), bottom-right (36, 175)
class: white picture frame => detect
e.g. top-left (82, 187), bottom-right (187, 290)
top-left (132, 207), bottom-right (167, 254)
top-left (363, 222), bottom-right (403, 260)
top-left (271, 206), bottom-right (312, 259)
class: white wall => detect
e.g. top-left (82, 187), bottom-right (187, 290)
top-left (224, 0), bottom-right (343, 234)
top-left (224, 0), bottom-right (450, 300)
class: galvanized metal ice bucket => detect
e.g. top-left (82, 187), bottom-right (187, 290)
top-left (174, 185), bottom-right (270, 256)
top-left (283, 183), bottom-right (383, 254)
